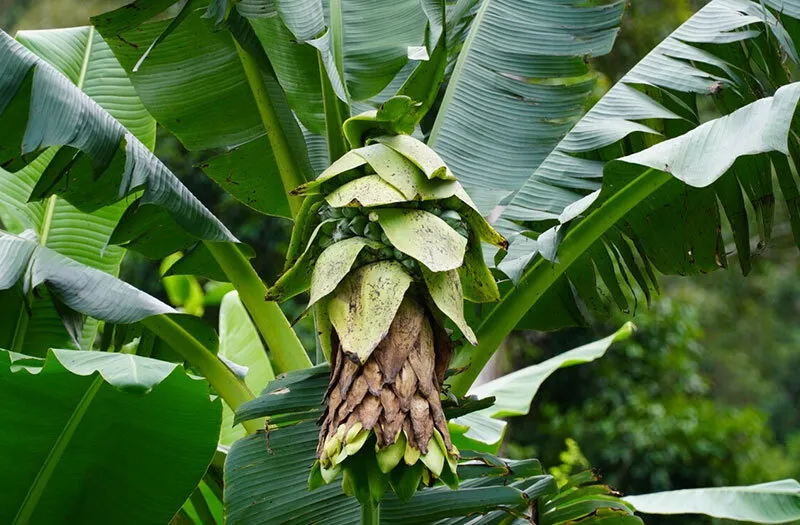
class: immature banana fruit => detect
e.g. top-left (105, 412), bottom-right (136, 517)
top-left (268, 105), bottom-right (506, 506)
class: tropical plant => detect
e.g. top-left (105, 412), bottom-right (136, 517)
top-left (1, 0), bottom-right (800, 523)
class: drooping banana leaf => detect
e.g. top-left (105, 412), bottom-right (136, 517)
top-left (625, 480), bottom-right (800, 523)
top-left (92, 0), bottom-right (314, 218)
top-left (0, 229), bottom-right (225, 372)
top-left (450, 323), bottom-right (633, 453)
top-left (0, 348), bottom-right (221, 525)
top-left (0, 229), bottom-right (173, 327)
top-left (0, 26), bottom-right (155, 352)
top-left (450, 80), bottom-right (800, 393)
top-left (0, 29), bottom-right (238, 257)
top-left (429, 0), bottom-right (627, 212)
top-left (0, 227), bottom-right (258, 421)
top-left (461, 0), bottom-right (800, 352)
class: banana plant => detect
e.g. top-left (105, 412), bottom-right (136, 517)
top-left (1, 0), bottom-right (800, 523)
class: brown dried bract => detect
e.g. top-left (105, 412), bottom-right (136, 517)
top-left (318, 295), bottom-right (454, 458)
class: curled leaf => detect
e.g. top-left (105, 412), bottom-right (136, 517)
top-left (292, 150), bottom-right (367, 195)
top-left (325, 175), bottom-right (406, 207)
top-left (376, 134), bottom-right (455, 180)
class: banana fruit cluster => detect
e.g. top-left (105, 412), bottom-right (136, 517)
top-left (268, 109), bottom-right (506, 506)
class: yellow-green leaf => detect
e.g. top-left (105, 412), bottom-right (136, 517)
top-left (309, 237), bottom-right (383, 307)
top-left (457, 201), bottom-right (508, 250)
top-left (328, 261), bottom-right (413, 364)
top-left (459, 234), bottom-right (501, 303)
top-left (352, 143), bottom-right (425, 199)
top-left (422, 267), bottom-right (477, 345)
top-left (293, 150), bottom-right (367, 195)
top-left (325, 175), bottom-right (406, 207)
top-left (375, 134), bottom-right (455, 180)
top-left (376, 209), bottom-right (467, 272)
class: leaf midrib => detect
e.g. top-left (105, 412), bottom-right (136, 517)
top-left (39, 26), bottom-right (94, 248)
top-left (11, 27), bottom-right (97, 354)
top-left (12, 374), bottom-right (105, 524)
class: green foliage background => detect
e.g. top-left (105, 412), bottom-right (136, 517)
top-left (2, 0), bottom-right (798, 524)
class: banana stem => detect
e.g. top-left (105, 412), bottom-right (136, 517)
top-left (204, 241), bottom-right (312, 373)
top-left (141, 315), bottom-right (261, 434)
top-left (361, 502), bottom-right (380, 525)
top-left (318, 52), bottom-right (349, 161)
top-left (233, 39), bottom-right (304, 216)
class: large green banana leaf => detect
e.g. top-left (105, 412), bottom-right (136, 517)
top-left (451, 89), bottom-right (800, 392)
top-left (504, 0), bottom-right (800, 276)
top-left (92, 0), bottom-right (315, 219)
top-left (93, 0), bottom-right (441, 219)
top-left (451, 323), bottom-right (633, 453)
top-left (429, 0), bottom-right (627, 211)
top-left (458, 0), bottom-right (800, 352)
top-left (0, 29), bottom-right (238, 257)
top-left (0, 348), bottom-right (221, 525)
top-left (625, 480), bottom-right (800, 523)
top-left (0, 26), bottom-right (155, 353)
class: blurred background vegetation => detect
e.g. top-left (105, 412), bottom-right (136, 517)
top-left (3, 1), bottom-right (798, 524)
